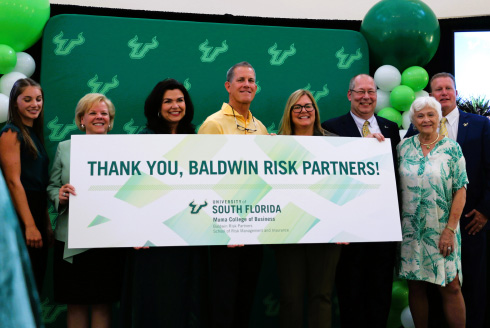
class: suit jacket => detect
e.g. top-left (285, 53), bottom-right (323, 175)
top-left (322, 112), bottom-right (400, 327)
top-left (405, 109), bottom-right (490, 222)
top-left (322, 112), bottom-right (401, 169)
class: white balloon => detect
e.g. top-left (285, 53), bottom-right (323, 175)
top-left (0, 72), bottom-right (27, 96)
top-left (415, 90), bottom-right (429, 99)
top-left (13, 52), bottom-right (36, 77)
top-left (400, 306), bottom-right (415, 328)
top-left (374, 65), bottom-right (401, 92)
top-left (402, 110), bottom-right (412, 130)
top-left (0, 94), bottom-right (8, 123)
top-left (375, 90), bottom-right (391, 113)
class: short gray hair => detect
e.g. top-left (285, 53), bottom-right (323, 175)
top-left (226, 61), bottom-right (255, 82)
top-left (408, 96), bottom-right (442, 125)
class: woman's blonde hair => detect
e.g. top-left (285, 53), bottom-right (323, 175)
top-left (278, 89), bottom-right (324, 136)
top-left (74, 93), bottom-right (115, 131)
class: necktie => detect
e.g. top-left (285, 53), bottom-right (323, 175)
top-left (362, 121), bottom-right (371, 137)
top-left (439, 117), bottom-right (448, 137)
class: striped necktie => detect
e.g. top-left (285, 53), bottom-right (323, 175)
top-left (439, 117), bottom-right (448, 137)
top-left (362, 121), bottom-right (371, 137)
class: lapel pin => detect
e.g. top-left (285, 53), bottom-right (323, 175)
top-left (463, 123), bottom-right (468, 127)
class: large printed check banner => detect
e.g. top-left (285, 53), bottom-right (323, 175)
top-left (68, 134), bottom-right (401, 248)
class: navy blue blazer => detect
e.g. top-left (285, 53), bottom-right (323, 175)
top-left (321, 112), bottom-right (401, 167)
top-left (405, 109), bottom-right (490, 220)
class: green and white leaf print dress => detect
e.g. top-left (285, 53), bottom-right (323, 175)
top-left (397, 136), bottom-right (468, 286)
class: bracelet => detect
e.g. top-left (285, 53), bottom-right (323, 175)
top-left (446, 226), bottom-right (456, 234)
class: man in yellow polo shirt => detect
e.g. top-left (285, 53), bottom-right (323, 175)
top-left (198, 61), bottom-right (268, 135)
top-left (199, 61), bottom-right (267, 328)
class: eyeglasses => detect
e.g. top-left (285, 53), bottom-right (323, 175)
top-left (350, 89), bottom-right (377, 96)
top-left (231, 106), bottom-right (257, 133)
top-left (291, 103), bottom-right (315, 113)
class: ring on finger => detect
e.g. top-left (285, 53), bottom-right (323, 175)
top-left (447, 246), bottom-right (452, 251)
top-left (63, 192), bottom-right (67, 197)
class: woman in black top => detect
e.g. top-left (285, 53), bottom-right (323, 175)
top-left (121, 79), bottom-right (208, 328)
top-left (0, 78), bottom-right (52, 292)
top-left (276, 89), bottom-right (340, 328)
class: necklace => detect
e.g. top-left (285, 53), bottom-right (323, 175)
top-left (419, 134), bottom-right (440, 149)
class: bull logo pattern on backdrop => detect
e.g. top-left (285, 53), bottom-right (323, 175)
top-left (198, 39), bottom-right (229, 63)
top-left (268, 43), bottom-right (296, 66)
top-left (128, 35), bottom-right (159, 59)
top-left (43, 15), bottom-right (368, 159)
top-left (52, 31), bottom-right (85, 55)
top-left (335, 47), bottom-right (363, 69)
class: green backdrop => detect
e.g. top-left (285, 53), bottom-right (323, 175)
top-left (40, 14), bottom-right (368, 156)
top-left (39, 14), bottom-right (368, 327)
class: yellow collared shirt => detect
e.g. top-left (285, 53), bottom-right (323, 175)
top-left (198, 103), bottom-right (268, 135)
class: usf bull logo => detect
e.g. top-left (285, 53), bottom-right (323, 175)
top-left (335, 47), bottom-right (362, 69)
top-left (123, 118), bottom-right (145, 134)
top-left (263, 293), bottom-right (280, 316)
top-left (87, 75), bottom-right (119, 95)
top-left (268, 43), bottom-right (296, 66)
top-left (128, 35), bottom-right (159, 59)
top-left (42, 297), bottom-right (67, 323)
top-left (266, 122), bottom-right (277, 135)
top-left (303, 83), bottom-right (330, 102)
top-left (198, 40), bottom-right (228, 63)
top-left (47, 117), bottom-right (78, 142)
top-left (183, 78), bottom-right (191, 91)
top-left (53, 31), bottom-right (85, 56)
top-left (189, 200), bottom-right (208, 214)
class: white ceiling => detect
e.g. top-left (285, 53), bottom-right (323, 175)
top-left (50, 0), bottom-right (489, 20)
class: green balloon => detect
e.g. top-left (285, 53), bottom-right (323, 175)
top-left (378, 107), bottom-right (402, 127)
top-left (386, 280), bottom-right (409, 328)
top-left (391, 280), bottom-right (409, 309)
top-left (0, 0), bottom-right (50, 52)
top-left (386, 307), bottom-right (403, 328)
top-left (402, 66), bottom-right (429, 92)
top-left (390, 85), bottom-right (415, 111)
top-left (0, 44), bottom-right (17, 74)
top-left (361, 0), bottom-right (440, 71)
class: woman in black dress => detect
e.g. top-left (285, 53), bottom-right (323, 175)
top-left (121, 78), bottom-right (208, 328)
top-left (0, 78), bottom-right (52, 293)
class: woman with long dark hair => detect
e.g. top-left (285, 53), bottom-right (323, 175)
top-left (122, 78), bottom-right (207, 328)
top-left (0, 78), bottom-right (53, 292)
top-left (141, 78), bottom-right (195, 135)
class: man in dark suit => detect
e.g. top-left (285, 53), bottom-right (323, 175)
top-left (322, 74), bottom-right (400, 328)
top-left (405, 72), bottom-right (490, 328)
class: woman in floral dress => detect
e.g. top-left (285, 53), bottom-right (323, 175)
top-left (398, 96), bottom-right (468, 327)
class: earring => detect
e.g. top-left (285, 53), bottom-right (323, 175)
top-left (158, 112), bottom-right (161, 118)
top-left (81, 124), bottom-right (85, 129)
top-left (108, 124), bottom-right (111, 129)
